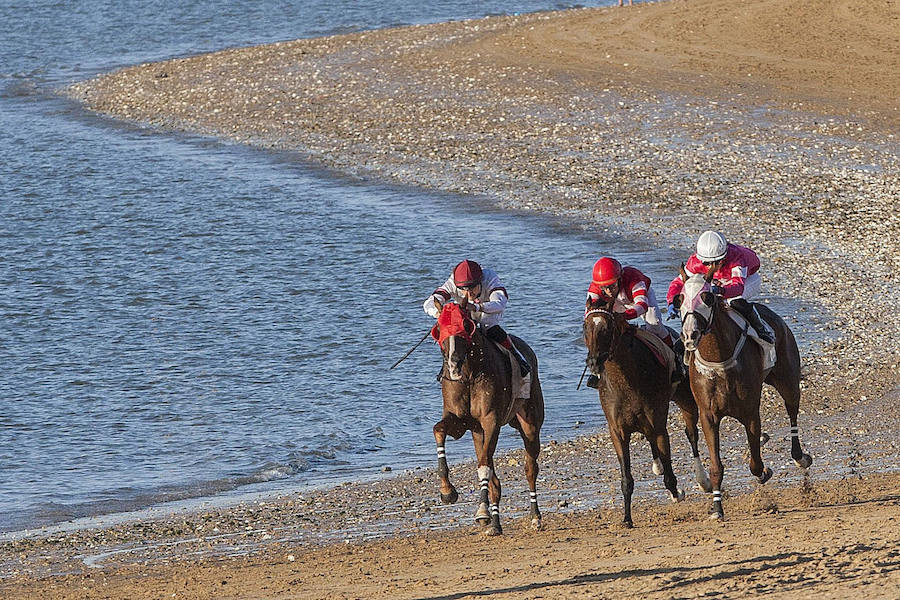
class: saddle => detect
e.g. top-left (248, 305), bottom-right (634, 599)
top-left (633, 327), bottom-right (677, 382)
top-left (724, 305), bottom-right (777, 371)
top-left (486, 337), bottom-right (532, 402)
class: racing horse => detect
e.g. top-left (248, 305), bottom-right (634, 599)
top-left (583, 298), bottom-right (711, 528)
top-left (431, 300), bottom-right (544, 535)
top-left (672, 267), bottom-right (812, 520)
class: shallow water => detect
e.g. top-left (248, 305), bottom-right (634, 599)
top-left (1, 0), bottom-right (654, 534)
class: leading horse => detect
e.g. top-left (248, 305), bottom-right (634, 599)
top-left (673, 268), bottom-right (812, 520)
top-left (583, 298), bottom-right (711, 527)
top-left (431, 301), bottom-right (544, 535)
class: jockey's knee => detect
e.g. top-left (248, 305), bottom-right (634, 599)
top-left (485, 325), bottom-right (508, 344)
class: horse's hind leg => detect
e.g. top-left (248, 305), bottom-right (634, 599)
top-left (769, 371), bottom-right (813, 469)
top-left (650, 430), bottom-right (684, 503)
top-left (744, 413), bottom-right (772, 485)
top-left (433, 415), bottom-right (466, 504)
top-left (516, 408), bottom-right (542, 530)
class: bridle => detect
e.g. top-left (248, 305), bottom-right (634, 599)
top-left (584, 307), bottom-right (621, 365)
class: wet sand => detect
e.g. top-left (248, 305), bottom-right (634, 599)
top-left (5, 0), bottom-right (899, 597)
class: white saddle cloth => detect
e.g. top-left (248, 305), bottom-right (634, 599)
top-left (725, 308), bottom-right (777, 372)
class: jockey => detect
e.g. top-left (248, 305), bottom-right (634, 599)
top-left (424, 259), bottom-right (530, 376)
top-left (666, 231), bottom-right (775, 344)
top-left (587, 257), bottom-right (672, 344)
top-left (586, 257), bottom-right (684, 387)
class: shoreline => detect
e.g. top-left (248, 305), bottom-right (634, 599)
top-left (7, 0), bottom-right (900, 597)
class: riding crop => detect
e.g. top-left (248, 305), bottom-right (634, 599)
top-left (390, 329), bottom-right (432, 370)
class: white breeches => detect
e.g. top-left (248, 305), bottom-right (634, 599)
top-left (641, 287), bottom-right (669, 341)
top-left (725, 272), bottom-right (761, 303)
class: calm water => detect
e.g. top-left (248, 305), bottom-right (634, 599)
top-left (2, 0), bottom-right (801, 536)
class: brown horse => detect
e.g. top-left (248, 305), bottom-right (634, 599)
top-left (672, 268), bottom-right (812, 520)
top-left (583, 298), bottom-right (711, 527)
top-left (431, 301), bottom-right (544, 535)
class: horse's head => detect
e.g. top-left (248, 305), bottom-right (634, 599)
top-left (431, 302), bottom-right (477, 381)
top-left (583, 298), bottom-right (622, 375)
top-left (672, 265), bottom-right (719, 351)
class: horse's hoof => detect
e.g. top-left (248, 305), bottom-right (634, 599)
top-left (795, 454), bottom-right (813, 469)
top-left (757, 467), bottom-right (773, 484)
top-left (531, 517), bottom-right (543, 531)
top-left (440, 489), bottom-right (459, 505)
top-left (623, 519), bottom-right (634, 529)
top-left (483, 526), bottom-right (502, 537)
top-left (671, 488), bottom-right (686, 503)
top-left (708, 511), bottom-right (724, 521)
top-left (760, 432), bottom-right (770, 446)
top-left (474, 503), bottom-right (490, 524)
top-left (652, 458), bottom-right (664, 476)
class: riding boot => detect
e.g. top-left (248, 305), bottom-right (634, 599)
top-left (730, 298), bottom-right (775, 344)
top-left (501, 336), bottom-right (531, 377)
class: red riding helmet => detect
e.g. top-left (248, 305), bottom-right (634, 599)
top-left (591, 257), bottom-right (622, 287)
top-left (453, 259), bottom-right (483, 288)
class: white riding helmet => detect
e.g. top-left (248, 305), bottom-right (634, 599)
top-left (696, 230), bottom-right (728, 262)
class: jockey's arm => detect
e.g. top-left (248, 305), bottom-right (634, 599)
top-left (718, 265), bottom-right (748, 298)
top-left (423, 279), bottom-right (454, 318)
top-left (477, 288), bottom-right (508, 314)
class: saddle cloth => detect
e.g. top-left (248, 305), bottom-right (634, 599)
top-left (503, 349), bottom-right (532, 401)
top-left (634, 328), bottom-right (676, 382)
top-left (725, 306), bottom-right (777, 372)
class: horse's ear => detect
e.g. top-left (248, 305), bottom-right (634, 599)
top-left (672, 294), bottom-right (683, 311)
top-left (585, 297), bottom-right (593, 310)
top-left (679, 262), bottom-right (688, 281)
top-left (700, 291), bottom-right (716, 307)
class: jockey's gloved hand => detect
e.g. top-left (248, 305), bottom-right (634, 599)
top-left (710, 285), bottom-right (724, 296)
top-left (666, 304), bottom-right (677, 320)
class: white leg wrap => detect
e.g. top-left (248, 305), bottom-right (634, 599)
top-left (791, 426), bottom-right (800, 437)
top-left (490, 503), bottom-right (499, 516)
top-left (529, 491), bottom-right (538, 504)
top-left (712, 490), bottom-right (723, 502)
top-left (436, 445), bottom-right (445, 459)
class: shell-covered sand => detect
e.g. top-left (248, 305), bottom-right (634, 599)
top-left (4, 0), bottom-right (899, 598)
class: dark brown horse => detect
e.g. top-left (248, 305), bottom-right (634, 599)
top-left (431, 301), bottom-right (544, 535)
top-left (583, 298), bottom-right (710, 527)
top-left (672, 268), bottom-right (812, 520)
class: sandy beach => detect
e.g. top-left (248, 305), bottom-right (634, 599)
top-left (4, 0), bottom-right (899, 597)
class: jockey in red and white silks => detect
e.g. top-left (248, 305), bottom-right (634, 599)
top-left (588, 257), bottom-right (671, 344)
top-left (425, 263), bottom-right (507, 329)
top-left (424, 259), bottom-right (530, 376)
top-left (666, 231), bottom-right (774, 343)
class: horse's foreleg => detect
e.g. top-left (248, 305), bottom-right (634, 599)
top-left (516, 409), bottom-right (542, 530)
top-left (680, 405), bottom-right (712, 492)
top-left (745, 414), bottom-right (772, 484)
top-left (608, 428), bottom-right (634, 528)
top-left (433, 416), bottom-right (464, 504)
top-left (476, 415), bottom-right (503, 536)
top-left (471, 427), bottom-right (490, 525)
top-left (651, 431), bottom-right (684, 503)
top-left (699, 412), bottom-right (725, 520)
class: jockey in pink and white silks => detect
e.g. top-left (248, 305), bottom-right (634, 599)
top-left (424, 259), bottom-right (530, 376)
top-left (587, 257), bottom-right (671, 344)
top-left (666, 231), bottom-right (775, 344)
